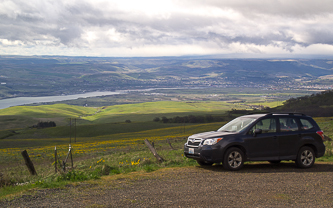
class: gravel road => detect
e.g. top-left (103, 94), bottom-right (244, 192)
top-left (1, 162), bottom-right (333, 207)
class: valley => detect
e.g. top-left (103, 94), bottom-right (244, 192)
top-left (1, 56), bottom-right (332, 101)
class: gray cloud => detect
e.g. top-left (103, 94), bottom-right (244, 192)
top-left (0, 0), bottom-right (333, 56)
top-left (199, 0), bottom-right (333, 17)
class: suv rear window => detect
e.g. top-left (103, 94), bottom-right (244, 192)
top-left (300, 118), bottom-right (314, 130)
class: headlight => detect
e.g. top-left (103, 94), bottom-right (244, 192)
top-left (203, 138), bottom-right (223, 145)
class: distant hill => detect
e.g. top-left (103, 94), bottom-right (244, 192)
top-left (0, 56), bottom-right (332, 99)
top-left (273, 90), bottom-right (333, 116)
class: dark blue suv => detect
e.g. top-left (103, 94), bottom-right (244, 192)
top-left (184, 113), bottom-right (326, 171)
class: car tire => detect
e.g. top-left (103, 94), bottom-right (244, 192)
top-left (197, 160), bottom-right (213, 166)
top-left (295, 146), bottom-right (315, 168)
top-left (268, 160), bottom-right (281, 164)
top-left (223, 147), bottom-right (244, 171)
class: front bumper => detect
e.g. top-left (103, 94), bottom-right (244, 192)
top-left (184, 143), bottom-right (223, 163)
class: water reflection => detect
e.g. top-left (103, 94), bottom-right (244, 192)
top-left (0, 91), bottom-right (124, 109)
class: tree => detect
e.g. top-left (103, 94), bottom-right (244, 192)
top-left (35, 121), bottom-right (56, 128)
top-left (153, 117), bottom-right (160, 122)
top-left (205, 115), bottom-right (214, 122)
top-left (161, 116), bottom-right (169, 123)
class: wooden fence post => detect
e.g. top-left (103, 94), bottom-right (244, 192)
top-left (21, 150), bottom-right (37, 175)
top-left (166, 138), bottom-right (175, 150)
top-left (62, 144), bottom-right (73, 171)
top-left (144, 139), bottom-right (164, 163)
top-left (55, 146), bottom-right (57, 173)
top-left (0, 172), bottom-right (3, 185)
top-left (62, 160), bottom-right (66, 172)
top-left (70, 145), bottom-right (73, 169)
top-left (69, 118), bottom-right (72, 144)
top-left (74, 118), bottom-right (77, 143)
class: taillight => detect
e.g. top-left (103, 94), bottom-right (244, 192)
top-left (316, 130), bottom-right (325, 141)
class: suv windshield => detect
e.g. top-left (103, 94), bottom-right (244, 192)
top-left (218, 117), bottom-right (256, 132)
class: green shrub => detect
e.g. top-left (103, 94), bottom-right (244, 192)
top-left (110, 167), bottom-right (121, 174)
top-left (143, 165), bottom-right (157, 172)
top-left (56, 171), bottom-right (89, 182)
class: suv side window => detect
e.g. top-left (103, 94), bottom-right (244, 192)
top-left (300, 118), bottom-right (314, 130)
top-left (249, 118), bottom-right (276, 134)
top-left (279, 117), bottom-right (299, 132)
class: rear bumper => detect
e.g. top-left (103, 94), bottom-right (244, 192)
top-left (316, 144), bottom-right (326, 157)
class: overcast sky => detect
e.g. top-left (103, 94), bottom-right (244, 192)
top-left (1, 0), bottom-right (333, 57)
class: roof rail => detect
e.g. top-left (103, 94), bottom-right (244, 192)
top-left (288, 113), bottom-right (306, 116)
top-left (268, 112), bottom-right (307, 116)
top-left (246, 111), bottom-right (271, 115)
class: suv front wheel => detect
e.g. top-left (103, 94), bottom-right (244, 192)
top-left (223, 147), bottom-right (244, 171)
top-left (296, 146), bottom-right (315, 168)
top-left (197, 160), bottom-right (213, 166)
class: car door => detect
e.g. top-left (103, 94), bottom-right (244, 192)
top-left (277, 116), bottom-right (300, 159)
top-left (244, 118), bottom-right (279, 160)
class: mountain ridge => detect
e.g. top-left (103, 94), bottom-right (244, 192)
top-left (0, 56), bottom-right (332, 99)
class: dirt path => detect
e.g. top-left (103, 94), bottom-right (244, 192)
top-left (2, 162), bottom-right (333, 207)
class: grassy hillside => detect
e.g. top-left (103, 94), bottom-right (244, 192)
top-left (0, 104), bottom-right (97, 117)
top-left (1, 96), bottom-right (333, 198)
top-left (273, 90), bottom-right (333, 116)
top-left (0, 101), bottom-right (239, 151)
top-left (0, 104), bottom-right (98, 129)
top-left (0, 101), bottom-right (249, 130)
top-left (1, 99), bottom-right (331, 151)
top-left (82, 101), bottom-right (241, 123)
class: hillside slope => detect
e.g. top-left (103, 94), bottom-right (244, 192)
top-left (0, 101), bottom-right (242, 130)
top-left (273, 90), bottom-right (333, 116)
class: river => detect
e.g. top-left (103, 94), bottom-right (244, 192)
top-left (0, 91), bottom-right (126, 109)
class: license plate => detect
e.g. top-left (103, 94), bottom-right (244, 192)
top-left (189, 148), bottom-right (194, 154)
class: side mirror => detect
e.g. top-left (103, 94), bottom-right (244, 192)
top-left (253, 129), bottom-right (262, 137)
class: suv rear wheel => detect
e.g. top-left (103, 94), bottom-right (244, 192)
top-left (268, 160), bottom-right (281, 164)
top-left (223, 147), bottom-right (244, 171)
top-left (296, 146), bottom-right (315, 168)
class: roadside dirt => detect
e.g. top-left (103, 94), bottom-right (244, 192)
top-left (1, 162), bottom-right (333, 207)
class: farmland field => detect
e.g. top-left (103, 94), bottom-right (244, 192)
top-left (1, 98), bottom-right (333, 200)
top-left (1, 99), bottom-right (332, 166)
top-left (0, 99), bottom-right (267, 130)
top-left (0, 100), bottom-right (235, 168)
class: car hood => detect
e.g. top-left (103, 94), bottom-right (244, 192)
top-left (189, 131), bottom-right (236, 139)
